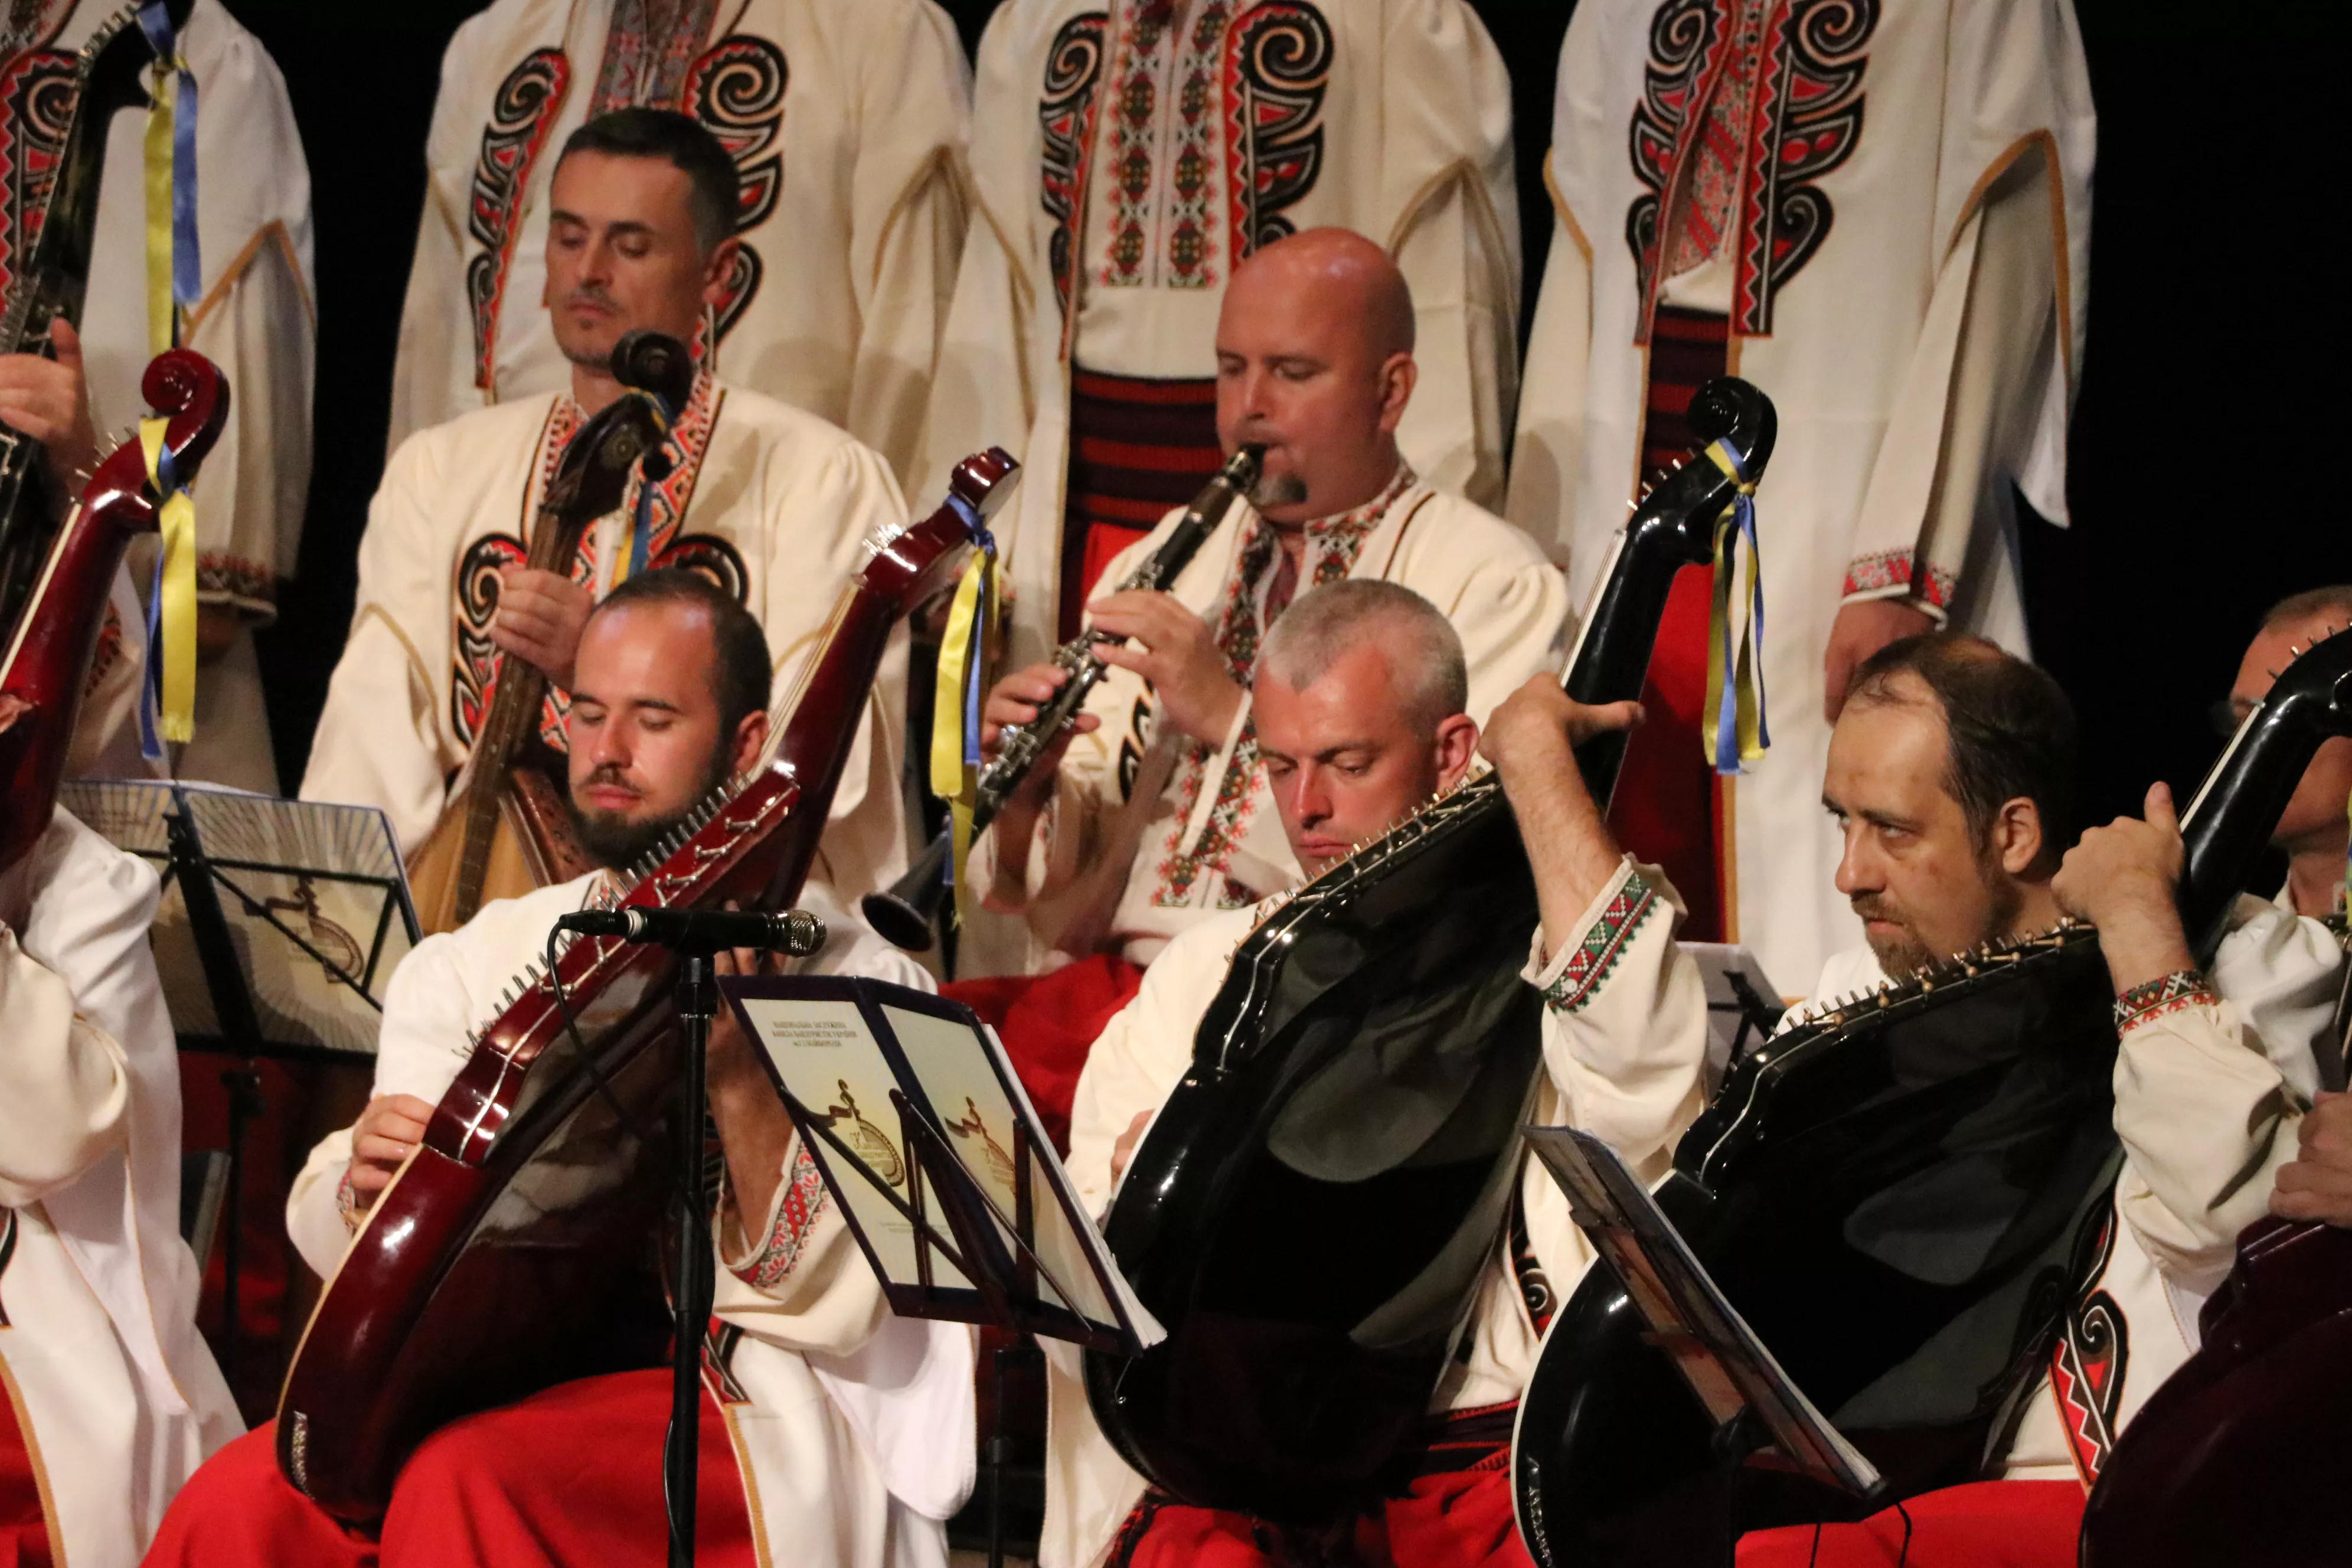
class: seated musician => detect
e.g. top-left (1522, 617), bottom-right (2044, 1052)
top-left (1, 822), bottom-right (241, 1560)
top-left (300, 106), bottom-right (912, 906)
top-left (1047, 579), bottom-right (1707, 1568)
top-left (146, 571), bottom-right (972, 1567)
top-left (1530, 631), bottom-right (2336, 1568)
top-left (962, 228), bottom-right (1569, 1144)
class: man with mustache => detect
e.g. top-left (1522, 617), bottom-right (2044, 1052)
top-left (1045, 579), bottom-right (1704, 1568)
top-left (145, 570), bottom-right (973, 1567)
top-left (302, 108), bottom-right (913, 922)
top-left (956, 227), bottom-right (1569, 1145)
top-left (1517, 629), bottom-right (2338, 1567)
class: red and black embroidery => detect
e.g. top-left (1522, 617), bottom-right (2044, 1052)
top-left (2049, 1203), bottom-right (2129, 1485)
top-left (465, 48), bottom-right (573, 393)
top-left (0, 46), bottom-right (76, 307)
top-left (589, 0), bottom-right (718, 118)
top-left (1625, 0), bottom-right (1877, 339)
top-left (1843, 547), bottom-right (1955, 612)
top-left (685, 34), bottom-right (787, 350)
top-left (702, 1318), bottom-right (752, 1405)
top-left (1038, 12), bottom-right (1108, 320)
top-left (1223, 1), bottom-right (1331, 255)
top-left (0, 1207), bottom-right (17, 1325)
top-left (1541, 872), bottom-right (1661, 1015)
top-left (451, 529), bottom-right (533, 749)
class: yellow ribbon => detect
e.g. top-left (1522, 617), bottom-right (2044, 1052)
top-left (929, 543), bottom-right (999, 927)
top-left (1701, 439), bottom-right (1769, 773)
top-left (139, 419), bottom-right (198, 744)
top-left (143, 63), bottom-right (178, 354)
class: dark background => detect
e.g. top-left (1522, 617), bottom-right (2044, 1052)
top-left (227, 0), bottom-right (2352, 839)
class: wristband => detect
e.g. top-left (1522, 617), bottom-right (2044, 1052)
top-left (2113, 969), bottom-right (2219, 1033)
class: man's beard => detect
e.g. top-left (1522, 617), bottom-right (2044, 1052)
top-left (555, 288), bottom-right (620, 371)
top-left (1851, 844), bottom-right (2024, 981)
top-left (567, 751), bottom-right (734, 871)
top-left (1249, 471), bottom-right (1308, 511)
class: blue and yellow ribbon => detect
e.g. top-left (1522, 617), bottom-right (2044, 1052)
top-left (137, 1), bottom-right (201, 355)
top-left (1701, 438), bottom-right (1769, 775)
top-left (927, 499), bottom-right (997, 926)
top-left (612, 387), bottom-right (678, 588)
top-left (136, 419), bottom-right (198, 754)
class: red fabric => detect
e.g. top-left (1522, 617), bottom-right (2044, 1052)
top-left (378, 1369), bottom-right (753, 1568)
top-left (1383, 1465), bottom-right (1536, 1568)
top-left (142, 1421), bottom-right (378, 1568)
top-left (1061, 366), bottom-right (1222, 640)
top-left (1736, 1480), bottom-right (2086, 1568)
top-left (943, 953), bottom-right (1146, 1154)
top-left (0, 1373), bottom-right (53, 1568)
top-left (1080, 521), bottom-right (1156, 610)
top-left (179, 1053), bottom-right (309, 1419)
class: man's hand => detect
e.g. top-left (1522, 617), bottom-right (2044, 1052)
top-left (2273, 1092), bottom-right (2352, 1227)
top-left (1478, 674), bottom-right (1644, 781)
top-left (348, 1093), bottom-right (437, 1207)
top-left (2052, 782), bottom-right (2196, 993)
top-left (1108, 1110), bottom-right (1152, 1187)
top-left (982, 662), bottom-right (1100, 782)
top-left (0, 318), bottom-right (99, 508)
top-left (1823, 599), bottom-right (1938, 721)
top-left (490, 566), bottom-right (594, 690)
top-left (707, 936), bottom-right (797, 1242)
top-left (1089, 590), bottom-right (1244, 747)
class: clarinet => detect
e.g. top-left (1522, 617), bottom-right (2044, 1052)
top-left (861, 443), bottom-right (1262, 950)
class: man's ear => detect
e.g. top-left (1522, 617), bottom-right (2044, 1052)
top-left (701, 235), bottom-right (743, 308)
top-left (1434, 713), bottom-right (1479, 791)
top-left (1991, 795), bottom-right (2046, 876)
top-left (730, 707), bottom-right (770, 778)
top-left (1376, 352), bottom-right (1417, 434)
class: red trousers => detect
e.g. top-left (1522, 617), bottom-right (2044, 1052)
top-left (1, 1374), bottom-right (51, 1568)
top-left (944, 952), bottom-right (1146, 1154)
top-left (142, 1371), bottom-right (754, 1567)
top-left (1736, 1479), bottom-right (2086, 1568)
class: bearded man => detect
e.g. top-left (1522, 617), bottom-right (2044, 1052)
top-left (148, 571), bottom-right (972, 1568)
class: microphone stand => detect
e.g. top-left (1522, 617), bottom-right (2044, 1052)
top-left (667, 949), bottom-right (716, 1568)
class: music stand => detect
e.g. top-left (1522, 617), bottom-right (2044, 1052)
top-left (720, 975), bottom-right (1162, 1567)
top-left (1677, 943), bottom-right (1785, 1083)
top-left (1521, 1125), bottom-right (1881, 1554)
top-left (61, 779), bottom-right (419, 1378)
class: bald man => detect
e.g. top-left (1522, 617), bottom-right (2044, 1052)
top-left (950, 228), bottom-right (1568, 1146)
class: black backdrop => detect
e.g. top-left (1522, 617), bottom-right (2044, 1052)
top-left (227, 0), bottom-right (2352, 845)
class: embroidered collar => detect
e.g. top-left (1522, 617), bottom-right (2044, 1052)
top-left (1290, 464), bottom-right (1417, 541)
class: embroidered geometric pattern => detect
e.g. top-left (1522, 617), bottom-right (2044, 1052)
top-left (684, 33), bottom-right (788, 349)
top-left (1098, 2), bottom-right (1182, 286)
top-left (733, 1142), bottom-right (830, 1292)
top-left (1152, 467), bottom-right (1412, 905)
top-left (1221, 1), bottom-right (1332, 256)
top-left (2112, 969), bottom-right (2219, 1035)
top-left (1542, 873), bottom-right (1661, 1015)
top-left (198, 553), bottom-right (277, 613)
top-left (589, 0), bottom-right (719, 118)
top-left (1626, 0), bottom-right (1879, 341)
top-left (1161, 1), bottom-right (1232, 286)
top-left (1038, 12), bottom-right (1109, 320)
top-left (2049, 1204), bottom-right (2126, 1487)
top-left (0, 45), bottom-right (76, 311)
top-left (1842, 547), bottom-right (1955, 611)
top-left (464, 48), bottom-right (572, 393)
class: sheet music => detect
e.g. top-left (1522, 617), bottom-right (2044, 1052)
top-left (62, 779), bottom-right (417, 1056)
top-left (1523, 1125), bottom-right (1880, 1497)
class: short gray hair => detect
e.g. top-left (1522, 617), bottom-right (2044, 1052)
top-left (1257, 580), bottom-right (1468, 733)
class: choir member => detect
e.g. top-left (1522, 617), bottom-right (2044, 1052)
top-left (386, 0), bottom-right (969, 494)
top-left (955, 228), bottom-right (1566, 1139)
top-left (145, 571), bottom-right (974, 1568)
top-left (1507, 0), bottom-right (2094, 987)
top-left (1, 0), bottom-right (313, 792)
top-left (300, 109), bottom-right (912, 907)
top-left (920, 0), bottom-right (1522, 677)
top-left (1046, 579), bottom-right (1706, 1568)
top-left (1, 805), bottom-right (241, 1564)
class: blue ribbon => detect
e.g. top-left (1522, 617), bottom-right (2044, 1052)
top-left (1706, 438), bottom-right (1770, 776)
top-left (136, 2), bottom-right (201, 331)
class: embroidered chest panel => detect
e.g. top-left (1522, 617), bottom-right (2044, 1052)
top-left (1625, 0), bottom-right (1877, 338)
top-left (448, 378), bottom-right (749, 754)
top-left (0, 39), bottom-right (76, 311)
top-left (1149, 471), bottom-right (1411, 907)
top-left (461, 4), bottom-right (789, 391)
top-left (1037, 0), bottom-right (1331, 318)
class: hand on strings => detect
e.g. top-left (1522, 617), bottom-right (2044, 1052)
top-left (2053, 782), bottom-right (2194, 992)
top-left (0, 318), bottom-right (99, 513)
top-left (348, 1093), bottom-right (439, 1208)
top-left (1089, 590), bottom-right (1244, 747)
top-left (1109, 1110), bottom-right (1152, 1188)
top-left (1823, 599), bottom-right (1937, 722)
top-left (491, 566), bottom-right (594, 690)
top-left (1478, 674), bottom-right (1644, 781)
top-left (2273, 1092), bottom-right (2352, 1227)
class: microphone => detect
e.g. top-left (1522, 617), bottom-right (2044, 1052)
top-left (554, 905), bottom-right (827, 955)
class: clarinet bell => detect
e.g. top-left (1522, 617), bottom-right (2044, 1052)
top-left (863, 827), bottom-right (954, 952)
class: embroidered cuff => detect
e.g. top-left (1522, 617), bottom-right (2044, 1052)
top-left (334, 1167), bottom-right (364, 1234)
top-left (197, 554), bottom-right (279, 624)
top-left (2113, 969), bottom-right (2220, 1034)
top-left (724, 1144), bottom-right (831, 1293)
top-left (1527, 859), bottom-right (1662, 1015)
top-left (1841, 549), bottom-right (1955, 620)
